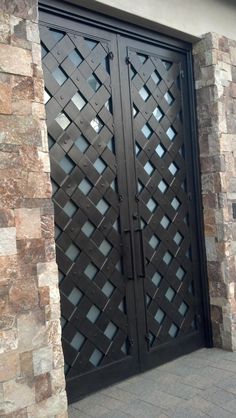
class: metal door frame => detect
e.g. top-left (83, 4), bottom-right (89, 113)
top-left (39, 0), bottom-right (213, 395)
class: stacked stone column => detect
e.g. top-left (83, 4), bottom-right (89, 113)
top-left (0, 1), bottom-right (68, 416)
top-left (193, 33), bottom-right (236, 351)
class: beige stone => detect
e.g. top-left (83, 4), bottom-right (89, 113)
top-left (27, 392), bottom-right (68, 418)
top-left (17, 310), bottom-right (46, 352)
top-left (0, 351), bottom-right (20, 382)
top-left (0, 227), bottom-right (17, 256)
top-left (32, 346), bottom-right (53, 376)
top-left (37, 262), bottom-right (59, 288)
top-left (0, 328), bottom-right (18, 354)
top-left (0, 44), bottom-right (32, 76)
top-left (3, 377), bottom-right (35, 413)
top-left (15, 208), bottom-right (41, 240)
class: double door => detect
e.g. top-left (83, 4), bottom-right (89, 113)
top-left (40, 8), bottom-right (209, 403)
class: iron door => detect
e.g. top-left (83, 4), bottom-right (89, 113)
top-left (39, 7), bottom-right (210, 404)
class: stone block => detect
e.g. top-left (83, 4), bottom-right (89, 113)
top-left (17, 310), bottom-right (46, 352)
top-left (1, 0), bottom-right (38, 21)
top-left (3, 377), bottom-right (35, 413)
top-left (37, 262), bottom-right (59, 288)
top-left (20, 351), bottom-right (33, 378)
top-left (26, 21), bottom-right (40, 44)
top-left (0, 74), bottom-right (12, 115)
top-left (15, 208), bottom-right (41, 240)
top-left (0, 44), bottom-right (32, 76)
top-left (12, 76), bottom-right (34, 101)
top-left (32, 346), bottom-right (53, 376)
top-left (27, 391), bottom-right (68, 418)
top-left (0, 115), bottom-right (41, 146)
top-left (0, 328), bottom-right (18, 354)
top-left (0, 227), bottom-right (16, 256)
top-left (35, 372), bottom-right (52, 403)
top-left (9, 277), bottom-right (39, 312)
top-left (0, 351), bottom-right (20, 382)
top-left (10, 16), bottom-right (30, 50)
top-left (0, 13), bottom-right (10, 44)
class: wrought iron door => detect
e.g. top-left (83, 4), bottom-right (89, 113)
top-left (40, 6), bottom-right (209, 403)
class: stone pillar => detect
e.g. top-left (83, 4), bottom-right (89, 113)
top-left (193, 33), bottom-right (236, 350)
top-left (0, 1), bottom-right (68, 416)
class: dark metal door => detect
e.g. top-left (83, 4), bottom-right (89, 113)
top-left (39, 6), bottom-right (210, 404)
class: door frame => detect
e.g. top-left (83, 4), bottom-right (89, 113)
top-left (39, 0), bottom-right (213, 366)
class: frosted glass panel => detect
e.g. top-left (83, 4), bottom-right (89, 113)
top-left (68, 288), bottom-right (82, 306)
top-left (81, 221), bottom-right (95, 238)
top-left (86, 305), bottom-right (101, 323)
top-left (102, 281), bottom-right (114, 297)
top-left (63, 201), bottom-right (77, 217)
top-left (78, 179), bottom-right (92, 195)
top-left (84, 263), bottom-right (98, 280)
top-left (65, 243), bottom-right (80, 261)
top-left (71, 332), bottom-right (85, 350)
top-left (71, 92), bottom-right (86, 110)
top-left (75, 135), bottom-right (89, 153)
top-left (89, 349), bottom-right (103, 366)
top-left (52, 67), bottom-right (67, 86)
top-left (151, 272), bottom-right (162, 287)
top-left (104, 322), bottom-right (117, 340)
top-left (154, 308), bottom-right (165, 324)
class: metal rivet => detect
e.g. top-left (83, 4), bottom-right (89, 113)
top-left (143, 72), bottom-right (146, 76)
top-left (83, 163), bottom-right (87, 167)
top-left (67, 184), bottom-right (71, 188)
top-left (80, 120), bottom-right (83, 124)
top-left (64, 140), bottom-right (67, 144)
top-left (86, 205), bottom-right (90, 209)
top-left (91, 59), bottom-right (94, 63)
top-left (60, 96), bottom-right (64, 100)
top-left (76, 77), bottom-right (80, 81)
top-left (57, 51), bottom-right (60, 55)
top-left (95, 102), bottom-right (98, 106)
top-left (98, 143), bottom-right (102, 147)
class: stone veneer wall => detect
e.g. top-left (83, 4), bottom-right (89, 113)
top-left (193, 33), bottom-right (236, 350)
top-left (0, 1), bottom-right (68, 417)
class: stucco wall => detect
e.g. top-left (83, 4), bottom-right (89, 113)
top-left (64, 0), bottom-right (236, 42)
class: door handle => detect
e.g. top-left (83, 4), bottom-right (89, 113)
top-left (135, 228), bottom-right (146, 279)
top-left (123, 229), bottom-right (134, 280)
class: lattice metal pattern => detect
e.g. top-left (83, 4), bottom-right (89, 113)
top-left (129, 51), bottom-right (197, 347)
top-left (40, 27), bottom-right (129, 377)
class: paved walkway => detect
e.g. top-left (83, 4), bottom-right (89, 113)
top-left (69, 348), bottom-right (236, 418)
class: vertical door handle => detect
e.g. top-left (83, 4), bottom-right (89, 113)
top-left (135, 228), bottom-right (146, 278)
top-left (123, 229), bottom-right (134, 280)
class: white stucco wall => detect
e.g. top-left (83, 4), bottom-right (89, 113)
top-left (67, 0), bottom-right (236, 41)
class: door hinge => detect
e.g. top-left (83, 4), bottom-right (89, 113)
top-left (108, 51), bottom-right (114, 60)
top-left (180, 69), bottom-right (184, 78)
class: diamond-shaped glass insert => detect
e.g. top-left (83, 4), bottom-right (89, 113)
top-left (121, 341), bottom-right (128, 354)
top-left (107, 137), bottom-right (115, 154)
top-left (139, 86), bottom-right (150, 102)
top-left (165, 287), bottom-right (176, 302)
top-left (163, 251), bottom-right (173, 265)
top-left (104, 322), bottom-right (118, 340)
top-left (48, 134), bottom-right (54, 149)
top-left (84, 263), bottom-right (98, 280)
top-left (130, 65), bottom-right (136, 80)
top-left (69, 49), bottom-right (82, 67)
top-left (169, 323), bottom-right (178, 338)
top-left (173, 232), bottom-right (183, 246)
top-left (147, 198), bottom-right (157, 213)
top-left (166, 126), bottom-right (176, 141)
top-left (86, 39), bottom-right (98, 50)
top-left (154, 308), bottom-right (165, 324)
top-left (151, 70), bottom-right (161, 85)
top-left (118, 300), bottom-right (125, 313)
top-left (133, 105), bottom-right (138, 117)
top-left (138, 53), bottom-right (147, 64)
top-left (51, 29), bottom-right (64, 41)
top-left (171, 197), bottom-right (181, 210)
top-left (149, 235), bottom-right (160, 250)
top-left (59, 270), bottom-right (65, 283)
top-left (146, 294), bottom-right (151, 306)
top-left (81, 221), bottom-right (95, 238)
top-left (90, 117), bottom-right (103, 133)
top-left (138, 181), bottom-right (144, 193)
top-left (71, 92), bottom-right (86, 110)
top-left (140, 219), bottom-right (146, 230)
top-left (141, 124), bottom-right (152, 139)
top-left (160, 215), bottom-right (170, 229)
top-left (155, 144), bottom-right (166, 158)
top-left (151, 272), bottom-right (162, 287)
top-left (52, 67), bottom-right (67, 86)
top-left (87, 305), bottom-right (101, 323)
top-left (65, 243), bottom-right (80, 261)
top-left (158, 180), bottom-right (168, 194)
top-left (70, 331), bottom-right (85, 350)
top-left (135, 142), bottom-right (142, 156)
top-left (105, 98), bottom-right (112, 113)
top-left (102, 281), bottom-right (115, 298)
top-left (61, 317), bottom-right (67, 329)
top-left (55, 226), bottom-right (62, 239)
top-left (162, 60), bottom-right (172, 70)
top-left (52, 181), bottom-right (59, 195)
top-left (78, 178), bottom-right (92, 195)
top-left (144, 161), bottom-right (155, 176)
top-left (63, 201), bottom-right (77, 217)
top-left (75, 135), bottom-right (89, 153)
top-left (179, 302), bottom-right (188, 316)
top-left (44, 90), bottom-right (51, 104)
top-left (59, 155), bottom-right (74, 174)
top-left (94, 157), bottom-right (106, 174)
top-left (113, 219), bottom-right (119, 232)
top-left (176, 266), bottom-right (185, 281)
top-left (153, 107), bottom-right (164, 122)
top-left (87, 74), bottom-right (101, 92)
top-left (89, 348), bottom-right (103, 366)
top-left (111, 178), bottom-right (117, 192)
top-left (99, 239), bottom-right (112, 257)
top-left (115, 260), bottom-right (123, 273)
top-left (97, 198), bottom-right (109, 215)
top-left (55, 113), bottom-right (70, 130)
top-left (168, 162), bottom-right (178, 176)
top-left (68, 287), bottom-right (83, 306)
top-left (164, 91), bottom-right (174, 105)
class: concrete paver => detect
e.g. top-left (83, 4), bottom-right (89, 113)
top-left (69, 348), bottom-right (236, 418)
